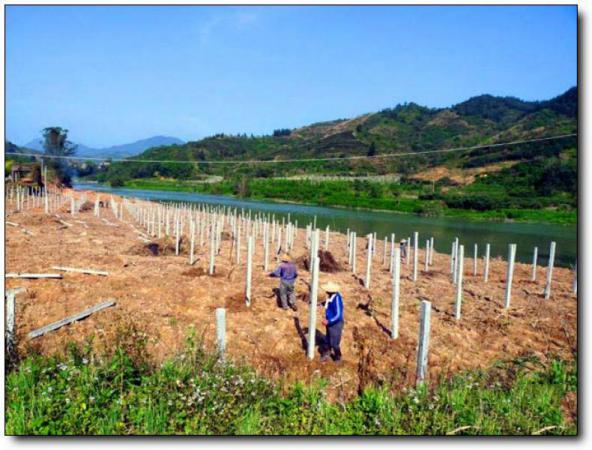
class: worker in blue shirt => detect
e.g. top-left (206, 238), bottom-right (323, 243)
top-left (320, 281), bottom-right (344, 363)
top-left (269, 253), bottom-right (298, 311)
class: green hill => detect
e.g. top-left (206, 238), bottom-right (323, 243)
top-left (102, 87), bottom-right (576, 180)
top-left (95, 88), bottom-right (576, 224)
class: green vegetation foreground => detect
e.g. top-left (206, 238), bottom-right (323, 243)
top-left (6, 340), bottom-right (576, 435)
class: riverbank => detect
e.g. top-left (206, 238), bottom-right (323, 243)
top-left (118, 178), bottom-right (576, 226)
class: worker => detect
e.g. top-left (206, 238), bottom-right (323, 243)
top-left (320, 281), bottom-right (344, 363)
top-left (400, 239), bottom-right (407, 260)
top-left (269, 253), bottom-right (298, 311)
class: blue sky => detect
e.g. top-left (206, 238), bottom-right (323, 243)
top-left (6, 5), bottom-right (577, 148)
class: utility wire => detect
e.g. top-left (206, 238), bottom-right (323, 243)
top-left (9, 133), bottom-right (577, 166)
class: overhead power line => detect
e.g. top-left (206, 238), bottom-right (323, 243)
top-left (9, 133), bottom-right (577, 166)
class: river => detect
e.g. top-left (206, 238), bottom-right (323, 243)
top-left (74, 182), bottom-right (577, 267)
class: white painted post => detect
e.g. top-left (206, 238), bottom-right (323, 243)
top-left (263, 221), bottom-right (269, 272)
top-left (307, 256), bottom-right (320, 360)
top-left (209, 229), bottom-right (216, 275)
top-left (406, 236), bottom-right (411, 265)
top-left (412, 231), bottom-right (419, 282)
top-left (389, 233), bottom-right (395, 273)
top-left (216, 308), bottom-right (226, 361)
top-left (352, 232), bottom-right (357, 275)
top-left (454, 245), bottom-right (465, 320)
top-left (325, 225), bottom-right (330, 251)
top-left (453, 239), bottom-right (460, 285)
top-left (383, 236), bottom-right (388, 266)
top-left (245, 235), bottom-right (254, 306)
top-left (573, 261), bottom-right (577, 296)
top-left (429, 237), bottom-right (434, 265)
top-left (6, 290), bottom-right (16, 360)
top-left (175, 216), bottom-right (180, 256)
top-left (44, 167), bottom-right (49, 214)
top-left (416, 300), bottom-right (431, 386)
top-left (450, 241), bottom-right (456, 276)
top-left (504, 244), bottom-right (517, 309)
top-left (484, 243), bottom-right (490, 283)
top-left (531, 246), bottom-right (538, 282)
top-left (544, 241), bottom-right (556, 300)
top-left (424, 240), bottom-right (429, 272)
top-left (473, 244), bottom-right (478, 276)
top-left (391, 248), bottom-right (401, 339)
top-left (236, 221), bottom-right (241, 264)
top-left (189, 219), bottom-right (195, 265)
top-left (365, 233), bottom-right (373, 289)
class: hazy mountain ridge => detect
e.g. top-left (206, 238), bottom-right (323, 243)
top-left (21, 135), bottom-right (184, 159)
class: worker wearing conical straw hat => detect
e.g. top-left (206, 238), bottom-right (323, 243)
top-left (320, 281), bottom-right (344, 363)
top-left (269, 252), bottom-right (298, 311)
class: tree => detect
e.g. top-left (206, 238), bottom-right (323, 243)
top-left (367, 142), bottom-right (377, 157)
top-left (42, 127), bottom-right (77, 187)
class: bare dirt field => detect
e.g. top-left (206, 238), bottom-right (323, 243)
top-left (5, 189), bottom-right (577, 400)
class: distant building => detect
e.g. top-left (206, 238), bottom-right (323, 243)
top-left (10, 164), bottom-right (33, 182)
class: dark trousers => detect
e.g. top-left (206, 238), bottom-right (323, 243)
top-left (279, 279), bottom-right (296, 308)
top-left (324, 320), bottom-right (344, 360)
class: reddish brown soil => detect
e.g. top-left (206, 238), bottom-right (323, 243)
top-left (5, 189), bottom-right (577, 400)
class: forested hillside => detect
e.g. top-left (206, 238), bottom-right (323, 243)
top-left (90, 88), bottom-right (577, 223)
top-left (100, 87), bottom-right (576, 181)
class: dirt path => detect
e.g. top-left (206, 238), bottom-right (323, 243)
top-left (5, 189), bottom-right (577, 400)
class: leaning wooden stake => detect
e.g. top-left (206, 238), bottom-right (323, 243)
top-left (216, 308), bottom-right (226, 361)
top-left (28, 300), bottom-right (116, 339)
top-left (504, 244), bottom-right (517, 309)
top-left (307, 256), bottom-right (320, 360)
top-left (416, 300), bottom-right (431, 386)
top-left (52, 266), bottom-right (108, 276)
top-left (543, 241), bottom-right (556, 300)
top-left (245, 235), bottom-right (254, 307)
top-left (454, 245), bottom-right (464, 320)
top-left (6, 273), bottom-right (63, 279)
top-left (391, 248), bottom-right (401, 339)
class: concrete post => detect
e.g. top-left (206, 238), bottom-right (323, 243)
top-left (455, 245), bottom-right (464, 320)
top-left (416, 300), bottom-right (431, 386)
top-left (504, 244), bottom-right (517, 309)
top-left (246, 235), bottom-right (254, 306)
top-left (307, 256), bottom-right (320, 360)
top-left (412, 231), bottom-right (419, 282)
top-left (391, 248), bottom-right (401, 339)
top-left (544, 241), bottom-right (556, 300)
top-left (531, 246), bottom-right (538, 282)
top-left (216, 308), bottom-right (226, 361)
top-left (365, 233), bottom-right (373, 289)
top-left (484, 243), bottom-right (490, 283)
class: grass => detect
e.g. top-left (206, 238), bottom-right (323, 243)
top-left (118, 178), bottom-right (576, 225)
top-left (5, 338), bottom-right (577, 436)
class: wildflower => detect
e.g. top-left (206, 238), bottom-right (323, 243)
top-left (82, 358), bottom-right (89, 365)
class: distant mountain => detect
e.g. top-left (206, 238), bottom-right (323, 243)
top-left (22, 135), bottom-right (184, 159)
